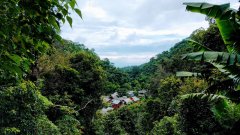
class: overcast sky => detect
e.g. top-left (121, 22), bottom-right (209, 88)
top-left (61, 0), bottom-right (238, 67)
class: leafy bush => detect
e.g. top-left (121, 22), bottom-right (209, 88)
top-left (56, 115), bottom-right (82, 135)
top-left (212, 99), bottom-right (240, 134)
top-left (94, 111), bottom-right (126, 135)
top-left (0, 127), bottom-right (20, 135)
top-left (143, 99), bottom-right (167, 131)
top-left (157, 76), bottom-right (181, 105)
top-left (151, 115), bottom-right (181, 135)
top-left (0, 81), bottom-right (52, 134)
top-left (179, 97), bottom-right (221, 135)
top-left (93, 102), bottom-right (147, 135)
top-left (43, 65), bottom-right (82, 107)
top-left (179, 77), bottom-right (207, 94)
top-left (36, 115), bottom-right (61, 135)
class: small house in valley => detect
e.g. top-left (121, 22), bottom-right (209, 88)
top-left (131, 96), bottom-right (140, 102)
top-left (122, 98), bottom-right (133, 104)
top-left (112, 99), bottom-right (123, 109)
top-left (138, 90), bottom-right (147, 97)
top-left (127, 91), bottom-right (135, 97)
top-left (111, 92), bottom-right (118, 99)
top-left (101, 91), bottom-right (143, 114)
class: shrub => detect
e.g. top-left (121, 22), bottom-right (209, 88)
top-left (179, 97), bottom-right (221, 135)
top-left (56, 115), bottom-right (82, 135)
top-left (0, 81), bottom-right (52, 134)
top-left (94, 111), bottom-right (126, 135)
top-left (36, 115), bottom-right (61, 135)
top-left (151, 115), bottom-right (181, 135)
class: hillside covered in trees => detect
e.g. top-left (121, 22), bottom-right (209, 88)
top-left (1, 1), bottom-right (240, 135)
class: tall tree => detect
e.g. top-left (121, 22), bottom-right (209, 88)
top-left (0, 0), bottom-right (82, 84)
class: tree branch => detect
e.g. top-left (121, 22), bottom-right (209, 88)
top-left (77, 99), bottom-right (93, 111)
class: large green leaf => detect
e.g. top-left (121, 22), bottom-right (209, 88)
top-left (183, 51), bottom-right (240, 66)
top-left (67, 16), bottom-right (73, 27)
top-left (183, 3), bottom-right (234, 19)
top-left (69, 0), bottom-right (76, 9)
top-left (183, 51), bottom-right (240, 83)
top-left (181, 93), bottom-right (227, 102)
top-left (74, 8), bottom-right (83, 19)
top-left (185, 39), bottom-right (213, 51)
top-left (6, 53), bottom-right (22, 66)
top-left (184, 3), bottom-right (240, 54)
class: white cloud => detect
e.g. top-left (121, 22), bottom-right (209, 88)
top-left (61, 0), bottom-right (238, 67)
top-left (82, 1), bottom-right (113, 21)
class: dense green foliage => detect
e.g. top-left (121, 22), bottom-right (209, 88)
top-left (93, 2), bottom-right (240, 135)
top-left (0, 0), bottom-right (82, 84)
top-left (0, 81), bottom-right (57, 134)
top-left (151, 115), bottom-right (180, 135)
top-left (1, 1), bottom-right (240, 135)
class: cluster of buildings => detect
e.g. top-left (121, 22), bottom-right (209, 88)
top-left (101, 90), bottom-right (147, 114)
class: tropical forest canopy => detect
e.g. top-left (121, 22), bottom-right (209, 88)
top-left (0, 0), bottom-right (240, 135)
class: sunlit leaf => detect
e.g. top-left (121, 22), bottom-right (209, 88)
top-left (69, 0), bottom-right (76, 9)
top-left (67, 16), bottom-right (73, 27)
top-left (6, 54), bottom-right (22, 66)
top-left (74, 8), bottom-right (83, 19)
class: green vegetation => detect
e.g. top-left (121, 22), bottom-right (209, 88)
top-left (1, 1), bottom-right (240, 135)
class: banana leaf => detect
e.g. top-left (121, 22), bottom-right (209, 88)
top-left (184, 3), bottom-right (240, 54)
top-left (182, 51), bottom-right (240, 66)
top-left (181, 93), bottom-right (227, 102)
top-left (183, 51), bottom-right (240, 83)
top-left (184, 39), bottom-right (213, 51)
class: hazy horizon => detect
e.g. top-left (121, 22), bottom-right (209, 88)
top-left (61, 0), bottom-right (238, 67)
